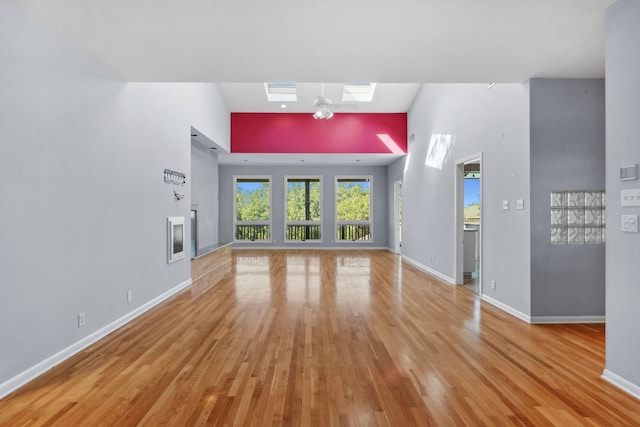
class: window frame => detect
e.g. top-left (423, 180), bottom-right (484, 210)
top-left (233, 175), bottom-right (273, 243)
top-left (334, 175), bottom-right (374, 243)
top-left (284, 176), bottom-right (323, 243)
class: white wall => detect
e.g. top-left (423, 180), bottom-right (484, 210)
top-left (0, 0), bottom-right (229, 394)
top-left (604, 0), bottom-right (640, 395)
top-left (404, 84), bottom-right (531, 315)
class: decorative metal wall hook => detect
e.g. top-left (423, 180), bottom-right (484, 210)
top-left (174, 190), bottom-right (185, 201)
top-left (164, 169), bottom-right (186, 185)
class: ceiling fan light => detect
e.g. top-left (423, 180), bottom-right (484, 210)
top-left (325, 109), bottom-right (334, 119)
top-left (313, 110), bottom-right (323, 120)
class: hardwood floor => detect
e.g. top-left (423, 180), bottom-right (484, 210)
top-left (1, 250), bottom-right (639, 426)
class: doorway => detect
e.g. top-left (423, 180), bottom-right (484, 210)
top-left (393, 180), bottom-right (402, 254)
top-left (454, 155), bottom-right (482, 294)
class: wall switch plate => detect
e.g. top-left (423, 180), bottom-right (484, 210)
top-left (621, 189), bottom-right (640, 207)
top-left (622, 215), bottom-right (638, 232)
top-left (127, 291), bottom-right (132, 303)
top-left (517, 199), bottom-right (525, 210)
top-left (78, 312), bottom-right (86, 327)
top-left (491, 280), bottom-right (496, 290)
top-left (502, 200), bottom-right (509, 210)
top-left (620, 165), bottom-right (637, 181)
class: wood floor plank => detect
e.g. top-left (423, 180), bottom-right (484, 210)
top-left (1, 249), bottom-right (639, 426)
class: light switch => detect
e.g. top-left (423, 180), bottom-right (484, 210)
top-left (517, 199), bottom-right (524, 210)
top-left (620, 165), bottom-right (637, 181)
top-left (621, 214), bottom-right (638, 233)
top-left (502, 200), bottom-right (509, 210)
top-left (621, 189), bottom-right (640, 207)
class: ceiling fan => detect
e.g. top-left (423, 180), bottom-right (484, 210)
top-left (312, 83), bottom-right (334, 120)
top-left (312, 83), bottom-right (358, 119)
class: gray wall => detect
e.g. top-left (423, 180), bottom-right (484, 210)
top-left (387, 156), bottom-right (407, 251)
top-left (218, 165), bottom-right (389, 248)
top-left (404, 84), bottom-right (531, 314)
top-left (529, 79), bottom-right (606, 318)
top-left (191, 141), bottom-right (220, 251)
top-left (605, 0), bottom-right (640, 390)
top-left (0, 1), bottom-right (229, 390)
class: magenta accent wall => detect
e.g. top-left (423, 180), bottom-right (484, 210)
top-left (231, 113), bottom-right (407, 154)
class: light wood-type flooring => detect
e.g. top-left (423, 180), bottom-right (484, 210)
top-left (1, 250), bottom-right (639, 426)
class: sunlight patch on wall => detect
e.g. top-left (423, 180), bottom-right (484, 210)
top-left (376, 134), bottom-right (405, 154)
top-left (425, 134), bottom-right (455, 170)
top-left (403, 152), bottom-right (412, 175)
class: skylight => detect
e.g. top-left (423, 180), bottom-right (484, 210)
top-left (264, 82), bottom-right (297, 102)
top-left (342, 83), bottom-right (377, 102)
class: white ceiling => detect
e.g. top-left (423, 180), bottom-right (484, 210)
top-left (11, 0), bottom-right (615, 164)
top-left (219, 83), bottom-right (421, 113)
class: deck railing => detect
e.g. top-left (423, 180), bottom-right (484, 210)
top-left (235, 224), bottom-right (270, 241)
top-left (285, 224), bottom-right (321, 241)
top-left (336, 223), bottom-right (371, 242)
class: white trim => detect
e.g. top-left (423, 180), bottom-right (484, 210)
top-left (481, 295), bottom-right (531, 323)
top-left (454, 153), bottom-right (482, 290)
top-left (232, 246), bottom-right (389, 251)
top-left (401, 255), bottom-right (455, 285)
top-left (284, 175), bottom-right (323, 243)
top-left (233, 175), bottom-right (273, 243)
top-left (0, 279), bottom-right (192, 400)
top-left (602, 369), bottom-right (640, 400)
top-left (335, 175), bottom-right (373, 243)
top-left (530, 316), bottom-right (605, 324)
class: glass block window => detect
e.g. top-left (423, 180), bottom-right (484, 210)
top-left (550, 191), bottom-right (605, 245)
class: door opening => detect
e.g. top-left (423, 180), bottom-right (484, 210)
top-left (394, 180), bottom-right (402, 254)
top-left (454, 155), bottom-right (482, 294)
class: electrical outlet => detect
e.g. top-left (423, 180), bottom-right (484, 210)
top-left (127, 291), bottom-right (133, 303)
top-left (621, 215), bottom-right (638, 233)
top-left (491, 280), bottom-right (496, 290)
top-left (430, 256), bottom-right (433, 263)
top-left (78, 312), bottom-right (86, 327)
top-left (436, 258), bottom-right (440, 266)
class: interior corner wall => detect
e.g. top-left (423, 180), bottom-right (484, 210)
top-left (387, 157), bottom-right (407, 250)
top-left (218, 165), bottom-right (388, 248)
top-left (405, 84), bottom-right (531, 315)
top-left (0, 0), bottom-right (229, 393)
top-left (191, 142), bottom-right (220, 250)
top-left (604, 0), bottom-right (640, 390)
top-left (529, 79), bottom-right (605, 318)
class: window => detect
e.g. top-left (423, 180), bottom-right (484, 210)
top-left (335, 176), bottom-right (372, 242)
top-left (285, 177), bottom-right (322, 242)
top-left (264, 82), bottom-right (297, 102)
top-left (342, 82), bottom-right (377, 102)
top-left (234, 176), bottom-right (271, 242)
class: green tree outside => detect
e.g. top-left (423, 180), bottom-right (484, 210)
top-left (236, 182), bottom-right (270, 221)
top-left (286, 180), bottom-right (321, 221)
top-left (337, 181), bottom-right (370, 220)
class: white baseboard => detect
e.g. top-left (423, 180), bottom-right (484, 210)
top-left (401, 255), bottom-right (455, 285)
top-left (0, 278), bottom-right (192, 400)
top-left (481, 295), bottom-right (531, 323)
top-left (530, 315), bottom-right (605, 324)
top-left (602, 369), bottom-right (640, 400)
